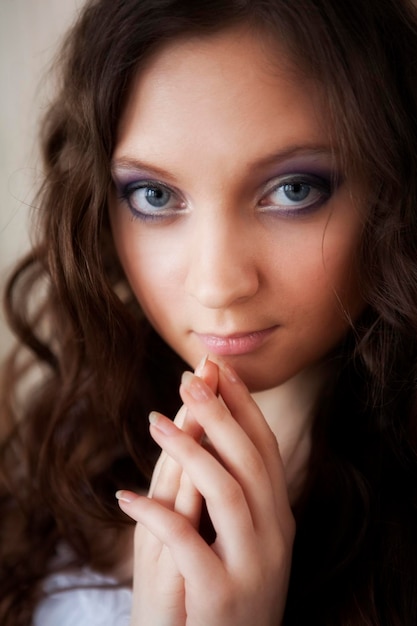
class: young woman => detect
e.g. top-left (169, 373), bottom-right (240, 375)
top-left (2, 0), bottom-right (417, 624)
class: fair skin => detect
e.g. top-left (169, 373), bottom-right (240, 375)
top-left (109, 26), bottom-right (365, 625)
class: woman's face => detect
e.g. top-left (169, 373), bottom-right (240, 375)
top-left (109, 27), bottom-right (365, 392)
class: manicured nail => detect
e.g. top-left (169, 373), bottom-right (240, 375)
top-left (115, 490), bottom-right (139, 503)
top-left (149, 411), bottom-right (177, 435)
top-left (195, 354), bottom-right (209, 376)
top-left (181, 371), bottom-right (211, 400)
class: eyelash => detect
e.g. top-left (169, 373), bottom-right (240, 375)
top-left (117, 173), bottom-right (335, 222)
top-left (118, 180), bottom-right (184, 222)
top-left (259, 173), bottom-right (333, 218)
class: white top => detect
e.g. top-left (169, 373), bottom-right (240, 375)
top-left (33, 565), bottom-right (132, 626)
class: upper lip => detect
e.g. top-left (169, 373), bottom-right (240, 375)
top-left (195, 326), bottom-right (277, 338)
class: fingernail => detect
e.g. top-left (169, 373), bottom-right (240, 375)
top-left (149, 411), bottom-right (177, 436)
top-left (195, 354), bottom-right (209, 376)
top-left (115, 490), bottom-right (138, 503)
top-left (181, 371), bottom-right (211, 401)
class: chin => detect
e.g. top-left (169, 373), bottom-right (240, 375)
top-left (223, 357), bottom-right (291, 393)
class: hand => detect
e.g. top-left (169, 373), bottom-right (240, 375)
top-left (118, 357), bottom-right (219, 625)
top-left (117, 358), bottom-right (295, 626)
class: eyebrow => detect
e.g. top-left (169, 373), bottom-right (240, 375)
top-left (251, 144), bottom-right (336, 169)
top-left (111, 144), bottom-right (336, 180)
top-left (111, 157), bottom-right (180, 183)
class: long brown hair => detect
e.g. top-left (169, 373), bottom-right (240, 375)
top-left (2, 1), bottom-right (417, 624)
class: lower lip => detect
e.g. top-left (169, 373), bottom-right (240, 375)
top-left (195, 327), bottom-right (277, 356)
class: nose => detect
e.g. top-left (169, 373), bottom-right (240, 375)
top-left (185, 211), bottom-right (260, 309)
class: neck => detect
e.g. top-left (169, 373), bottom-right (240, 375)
top-left (251, 364), bottom-right (328, 503)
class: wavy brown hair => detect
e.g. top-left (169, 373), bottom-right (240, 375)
top-left (2, 0), bottom-right (417, 624)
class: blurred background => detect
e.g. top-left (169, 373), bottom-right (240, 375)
top-left (0, 0), bottom-right (83, 360)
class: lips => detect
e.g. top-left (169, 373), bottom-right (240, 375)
top-left (195, 326), bottom-right (278, 356)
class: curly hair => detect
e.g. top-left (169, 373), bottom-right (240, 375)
top-left (2, 0), bottom-right (417, 624)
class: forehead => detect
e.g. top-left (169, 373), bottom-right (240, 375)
top-left (113, 27), bottom-right (329, 173)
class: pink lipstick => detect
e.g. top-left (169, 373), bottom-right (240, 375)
top-left (195, 326), bottom-right (277, 356)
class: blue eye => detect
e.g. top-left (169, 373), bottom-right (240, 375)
top-left (281, 182), bottom-right (311, 203)
top-left (141, 185), bottom-right (171, 208)
top-left (119, 181), bottom-right (184, 219)
top-left (259, 174), bottom-right (333, 216)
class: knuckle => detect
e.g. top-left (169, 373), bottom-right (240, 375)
top-left (218, 477), bottom-right (244, 508)
top-left (241, 449), bottom-right (266, 482)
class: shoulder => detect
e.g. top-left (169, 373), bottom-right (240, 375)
top-left (33, 566), bottom-right (132, 626)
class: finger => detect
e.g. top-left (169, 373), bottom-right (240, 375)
top-left (174, 468), bottom-right (203, 528)
top-left (178, 373), bottom-right (285, 535)
top-left (196, 355), bottom-right (219, 394)
top-left (117, 492), bottom-right (224, 587)
top-left (147, 405), bottom-right (186, 507)
top-left (148, 412), bottom-right (258, 568)
top-left (151, 409), bottom-right (203, 528)
top-left (211, 359), bottom-right (290, 521)
top-left (148, 357), bottom-right (218, 506)
top-left (148, 405), bottom-right (187, 499)
top-left (170, 359), bottom-right (218, 528)
top-left (129, 504), bottom-right (187, 625)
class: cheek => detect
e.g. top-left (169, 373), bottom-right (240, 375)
top-left (279, 219), bottom-right (363, 323)
top-left (122, 248), bottom-right (169, 308)
top-left (111, 221), bottom-right (185, 321)
top-left (322, 222), bottom-right (364, 310)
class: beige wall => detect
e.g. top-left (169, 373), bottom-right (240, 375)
top-left (0, 0), bottom-right (83, 359)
